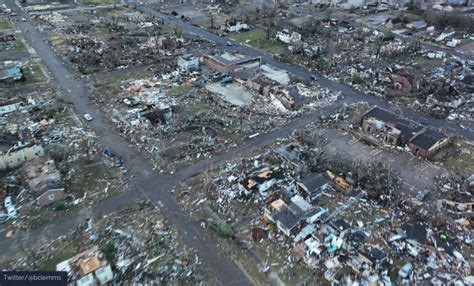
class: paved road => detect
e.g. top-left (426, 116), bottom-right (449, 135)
top-left (135, 4), bottom-right (473, 141)
top-left (2, 1), bottom-right (347, 283)
top-left (3, 1), bottom-right (252, 284)
top-left (289, 5), bottom-right (474, 61)
top-left (0, 1), bottom-right (466, 282)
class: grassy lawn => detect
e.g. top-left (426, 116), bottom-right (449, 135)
top-left (444, 139), bottom-right (474, 173)
top-left (229, 30), bottom-right (286, 54)
top-left (65, 159), bottom-right (112, 197)
top-left (0, 20), bottom-right (12, 30)
top-left (0, 40), bottom-right (27, 61)
top-left (23, 64), bottom-right (47, 85)
top-left (13, 39), bottom-right (26, 52)
top-left (280, 262), bottom-right (311, 285)
top-left (168, 84), bottom-right (192, 97)
top-left (0, 63), bottom-right (47, 91)
top-left (189, 99), bottom-right (211, 115)
top-left (229, 30), bottom-right (268, 43)
top-left (38, 242), bottom-right (79, 271)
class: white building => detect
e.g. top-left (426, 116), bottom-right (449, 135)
top-left (0, 102), bottom-right (21, 115)
top-left (221, 21), bottom-right (249, 33)
top-left (276, 30), bottom-right (301, 44)
top-left (0, 145), bottom-right (44, 170)
top-left (177, 54), bottom-right (200, 71)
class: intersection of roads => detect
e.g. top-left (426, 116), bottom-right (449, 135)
top-left (1, 1), bottom-right (472, 284)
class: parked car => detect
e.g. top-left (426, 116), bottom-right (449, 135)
top-left (83, 113), bottom-right (93, 121)
top-left (398, 262), bottom-right (413, 279)
top-left (115, 156), bottom-right (124, 167)
top-left (0, 212), bottom-right (8, 222)
top-left (7, 207), bottom-right (17, 219)
top-left (4, 196), bottom-right (13, 208)
top-left (103, 147), bottom-right (114, 158)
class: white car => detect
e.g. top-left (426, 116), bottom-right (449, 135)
top-left (398, 263), bottom-right (413, 279)
top-left (83, 113), bottom-right (93, 121)
top-left (4, 196), bottom-right (13, 208)
top-left (7, 207), bottom-right (17, 219)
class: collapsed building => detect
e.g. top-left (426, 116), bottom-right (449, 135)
top-left (202, 52), bottom-right (261, 74)
top-left (0, 145), bottom-right (44, 170)
top-left (0, 66), bottom-right (24, 83)
top-left (56, 246), bottom-right (114, 286)
top-left (221, 19), bottom-right (249, 33)
top-left (22, 158), bottom-right (64, 206)
top-left (177, 54), bottom-right (200, 71)
top-left (361, 106), bottom-right (449, 159)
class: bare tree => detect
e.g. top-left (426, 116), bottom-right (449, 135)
top-left (209, 13), bottom-right (214, 29)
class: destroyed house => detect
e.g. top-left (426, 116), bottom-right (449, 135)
top-left (0, 100), bottom-right (21, 115)
top-left (275, 144), bottom-right (308, 164)
top-left (402, 223), bottom-right (427, 245)
top-left (0, 145), bottom-right (44, 171)
top-left (203, 53), bottom-right (261, 74)
top-left (365, 247), bottom-right (388, 270)
top-left (241, 166), bottom-right (285, 196)
top-left (0, 32), bottom-right (15, 42)
top-left (0, 67), bottom-right (24, 82)
top-left (243, 76), bottom-right (274, 97)
top-left (23, 158), bottom-right (61, 191)
top-left (56, 246), bottom-right (114, 286)
top-left (298, 173), bottom-right (329, 201)
top-left (409, 128), bottom-right (449, 159)
top-left (361, 107), bottom-right (421, 145)
top-left (221, 19), bottom-right (249, 32)
top-left (328, 219), bottom-right (351, 234)
top-left (177, 54), bottom-right (199, 71)
top-left (273, 204), bottom-right (305, 237)
top-left (362, 107), bottom-right (449, 159)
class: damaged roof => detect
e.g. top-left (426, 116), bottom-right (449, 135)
top-left (300, 173), bottom-right (328, 192)
top-left (363, 106), bottom-right (422, 140)
top-left (274, 205), bottom-right (303, 231)
top-left (410, 128), bottom-right (446, 150)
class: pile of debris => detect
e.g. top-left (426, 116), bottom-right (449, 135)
top-left (3, 204), bottom-right (212, 284)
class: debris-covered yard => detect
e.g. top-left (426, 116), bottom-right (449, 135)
top-left (172, 118), bottom-right (472, 285)
top-left (0, 88), bottom-right (129, 229)
top-left (1, 204), bottom-right (214, 285)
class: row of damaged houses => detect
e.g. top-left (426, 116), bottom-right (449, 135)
top-left (306, 0), bottom-right (473, 8)
top-left (361, 106), bottom-right (450, 159)
top-left (225, 143), bottom-right (471, 284)
top-left (0, 98), bottom-right (69, 223)
top-left (229, 153), bottom-right (403, 283)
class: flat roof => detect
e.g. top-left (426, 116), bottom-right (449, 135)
top-left (0, 67), bottom-right (22, 80)
top-left (206, 53), bottom-right (260, 66)
top-left (410, 128), bottom-right (446, 149)
top-left (300, 173), bottom-right (328, 192)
